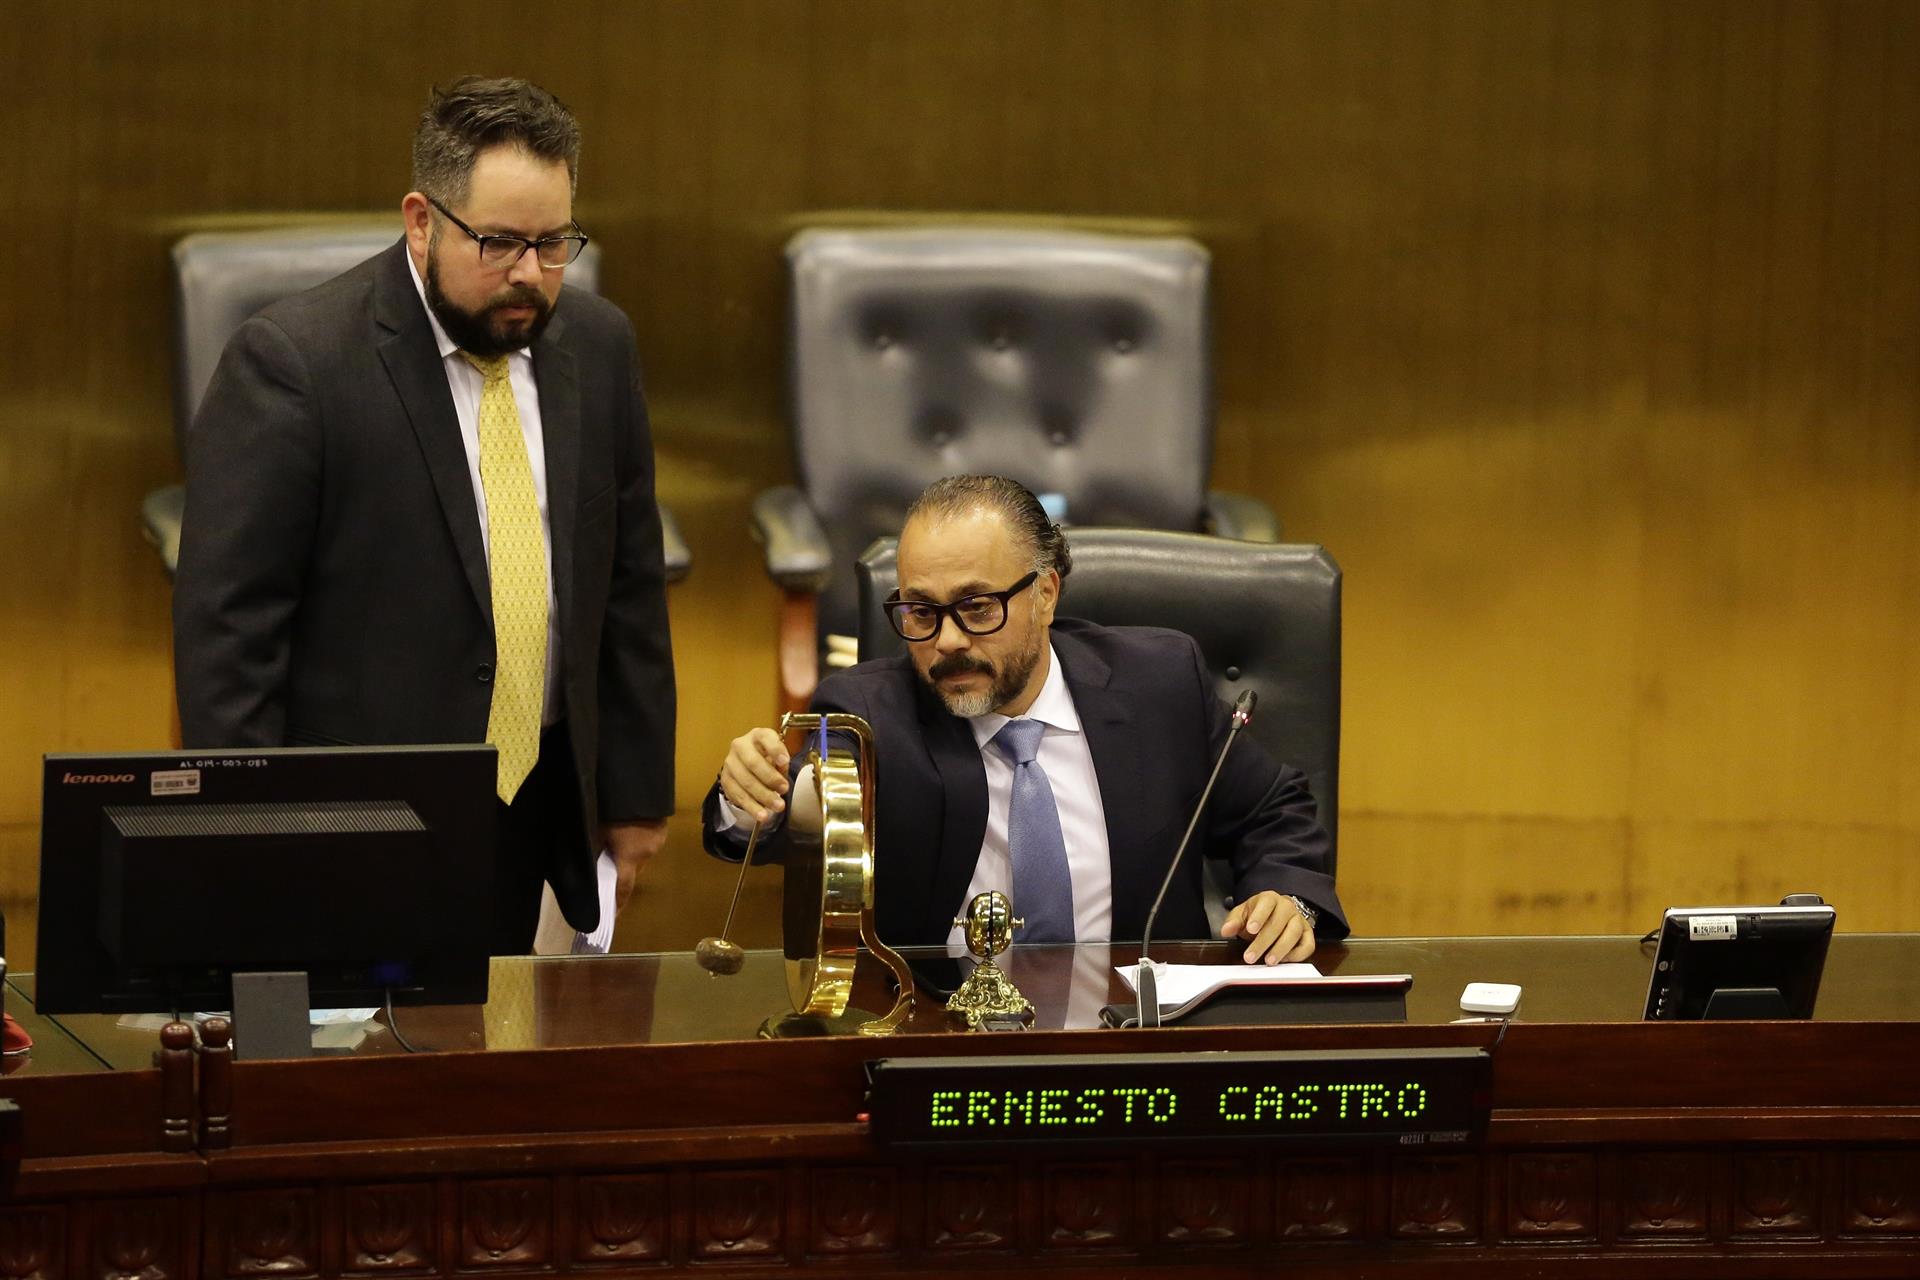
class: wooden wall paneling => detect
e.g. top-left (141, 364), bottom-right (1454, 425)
top-left (3, 1), bottom-right (1918, 956)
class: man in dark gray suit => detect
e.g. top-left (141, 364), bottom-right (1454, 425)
top-left (174, 78), bottom-right (674, 953)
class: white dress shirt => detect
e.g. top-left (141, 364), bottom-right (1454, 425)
top-left (945, 644), bottom-right (1113, 948)
top-left (406, 253), bottom-right (563, 726)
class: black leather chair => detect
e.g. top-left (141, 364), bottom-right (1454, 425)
top-left (753, 226), bottom-right (1280, 711)
top-left (857, 528), bottom-right (1340, 918)
top-left (141, 224), bottom-right (690, 581)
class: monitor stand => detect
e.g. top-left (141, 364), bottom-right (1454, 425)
top-left (1701, 986), bottom-right (1792, 1019)
top-left (231, 970), bottom-right (315, 1060)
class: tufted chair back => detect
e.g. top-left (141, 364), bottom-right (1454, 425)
top-left (856, 528), bottom-right (1341, 878)
top-left (787, 227), bottom-right (1216, 644)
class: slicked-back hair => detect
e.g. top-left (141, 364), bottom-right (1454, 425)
top-left (905, 476), bottom-right (1072, 583)
top-left (412, 76), bottom-right (581, 207)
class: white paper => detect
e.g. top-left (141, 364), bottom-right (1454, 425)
top-left (533, 851), bottom-right (620, 956)
top-left (573, 852), bottom-right (619, 955)
top-left (1116, 961), bottom-right (1322, 1008)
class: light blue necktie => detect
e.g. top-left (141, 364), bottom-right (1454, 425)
top-left (991, 719), bottom-right (1076, 944)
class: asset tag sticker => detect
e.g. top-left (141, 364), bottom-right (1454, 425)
top-left (151, 768), bottom-right (201, 797)
top-left (1687, 914), bottom-right (1737, 941)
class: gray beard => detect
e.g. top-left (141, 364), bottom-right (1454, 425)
top-left (940, 686), bottom-right (1000, 718)
top-left (924, 629), bottom-right (1043, 718)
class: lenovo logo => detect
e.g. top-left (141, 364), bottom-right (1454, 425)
top-left (61, 772), bottom-right (137, 784)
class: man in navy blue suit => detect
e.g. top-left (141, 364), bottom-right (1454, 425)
top-left (704, 475), bottom-right (1345, 959)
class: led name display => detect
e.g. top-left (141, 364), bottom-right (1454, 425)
top-left (866, 1048), bottom-right (1490, 1150)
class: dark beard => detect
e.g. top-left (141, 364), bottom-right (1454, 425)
top-left (921, 629), bottom-right (1043, 718)
top-left (425, 242), bottom-right (554, 358)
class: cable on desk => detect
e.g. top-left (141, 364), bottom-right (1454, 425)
top-left (1490, 1011), bottom-right (1513, 1054)
top-left (384, 988), bottom-right (422, 1054)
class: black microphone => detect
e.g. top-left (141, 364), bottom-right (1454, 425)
top-left (1134, 688), bottom-right (1256, 1028)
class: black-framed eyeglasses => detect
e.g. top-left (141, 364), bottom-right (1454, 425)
top-left (426, 195), bottom-right (589, 269)
top-left (884, 571), bottom-right (1039, 642)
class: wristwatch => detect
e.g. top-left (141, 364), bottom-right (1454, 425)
top-left (1288, 895), bottom-right (1319, 933)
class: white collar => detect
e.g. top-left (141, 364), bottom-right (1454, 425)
top-left (968, 642), bottom-right (1079, 749)
top-left (406, 249), bottom-right (531, 363)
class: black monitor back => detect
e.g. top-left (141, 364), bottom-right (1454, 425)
top-left (1643, 904), bottom-right (1836, 1020)
top-left (37, 746), bottom-right (495, 1014)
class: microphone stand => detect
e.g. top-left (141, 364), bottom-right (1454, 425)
top-left (1135, 689), bottom-right (1256, 1028)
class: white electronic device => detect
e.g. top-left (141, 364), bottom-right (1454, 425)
top-left (1459, 981), bottom-right (1522, 1015)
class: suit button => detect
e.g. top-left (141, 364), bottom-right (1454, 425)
top-left (476, 663), bottom-right (494, 683)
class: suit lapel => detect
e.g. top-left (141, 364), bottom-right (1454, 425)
top-left (920, 684), bottom-right (989, 932)
top-left (1060, 631), bottom-right (1157, 939)
top-left (533, 313), bottom-right (580, 636)
top-left (372, 243), bottom-right (490, 620)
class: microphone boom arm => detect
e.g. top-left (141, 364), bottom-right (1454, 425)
top-left (1135, 689), bottom-right (1257, 1027)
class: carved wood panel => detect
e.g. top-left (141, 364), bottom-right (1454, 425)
top-left (573, 1173), bottom-right (669, 1264)
top-left (217, 1187), bottom-right (316, 1277)
top-left (1040, 1162), bottom-right (1131, 1250)
top-left (1276, 1156), bottom-right (1367, 1240)
top-left (1504, 1152), bottom-right (1595, 1240)
top-left (1616, 1149), bottom-right (1710, 1240)
top-left (1840, 1149), bottom-right (1920, 1238)
top-left (1390, 1155), bottom-right (1479, 1240)
top-left (16, 1138), bottom-right (1920, 1277)
top-left (691, 1169), bottom-right (782, 1260)
top-left (807, 1165), bottom-right (895, 1256)
top-left (0, 1207), bottom-right (64, 1280)
top-left (924, 1164), bottom-right (1015, 1252)
top-left (338, 1182), bottom-right (433, 1272)
top-left (458, 1178), bottom-right (551, 1267)
top-left (1156, 1160), bottom-right (1248, 1245)
top-left (1731, 1151), bottom-right (1820, 1238)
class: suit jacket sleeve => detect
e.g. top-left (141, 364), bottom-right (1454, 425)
top-left (1189, 637), bottom-right (1351, 939)
top-left (699, 681), bottom-right (870, 862)
top-left (172, 315), bottom-right (322, 748)
top-left (593, 318), bottom-right (676, 821)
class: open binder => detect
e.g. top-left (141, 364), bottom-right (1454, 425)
top-left (1101, 964), bottom-right (1413, 1027)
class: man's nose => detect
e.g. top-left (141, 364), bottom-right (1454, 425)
top-left (507, 247), bottom-right (546, 288)
top-left (932, 614), bottom-right (971, 653)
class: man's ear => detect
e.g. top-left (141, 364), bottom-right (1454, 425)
top-left (401, 192), bottom-right (433, 261)
top-left (1035, 569), bottom-right (1061, 626)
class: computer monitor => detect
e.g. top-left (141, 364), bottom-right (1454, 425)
top-left (36, 745), bottom-right (496, 1015)
top-left (1643, 902), bottom-right (1836, 1020)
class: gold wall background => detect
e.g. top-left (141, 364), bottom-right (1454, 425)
top-left (3, 0), bottom-right (1916, 968)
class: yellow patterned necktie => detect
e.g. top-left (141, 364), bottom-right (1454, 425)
top-left (462, 351), bottom-right (548, 803)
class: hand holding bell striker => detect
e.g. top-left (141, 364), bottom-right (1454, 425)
top-left (946, 891), bottom-right (1035, 1029)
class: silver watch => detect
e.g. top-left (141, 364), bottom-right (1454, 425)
top-left (1288, 895), bottom-right (1319, 932)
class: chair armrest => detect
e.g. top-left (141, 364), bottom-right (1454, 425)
top-left (750, 486), bottom-right (832, 593)
top-left (1204, 490), bottom-right (1281, 543)
top-left (141, 484), bottom-right (186, 579)
top-left (659, 504), bottom-right (692, 585)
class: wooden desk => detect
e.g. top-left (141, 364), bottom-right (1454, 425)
top-left (5, 936), bottom-right (1920, 1277)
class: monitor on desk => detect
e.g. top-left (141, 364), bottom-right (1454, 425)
top-left (35, 745), bottom-right (496, 1016)
top-left (1643, 902), bottom-right (1836, 1020)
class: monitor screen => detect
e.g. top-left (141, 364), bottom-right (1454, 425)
top-left (1643, 903), bottom-right (1836, 1020)
top-left (36, 745), bottom-right (495, 1015)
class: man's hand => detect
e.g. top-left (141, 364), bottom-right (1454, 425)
top-left (602, 817), bottom-right (668, 912)
top-left (719, 727), bottom-right (791, 825)
top-left (1220, 890), bottom-right (1317, 965)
